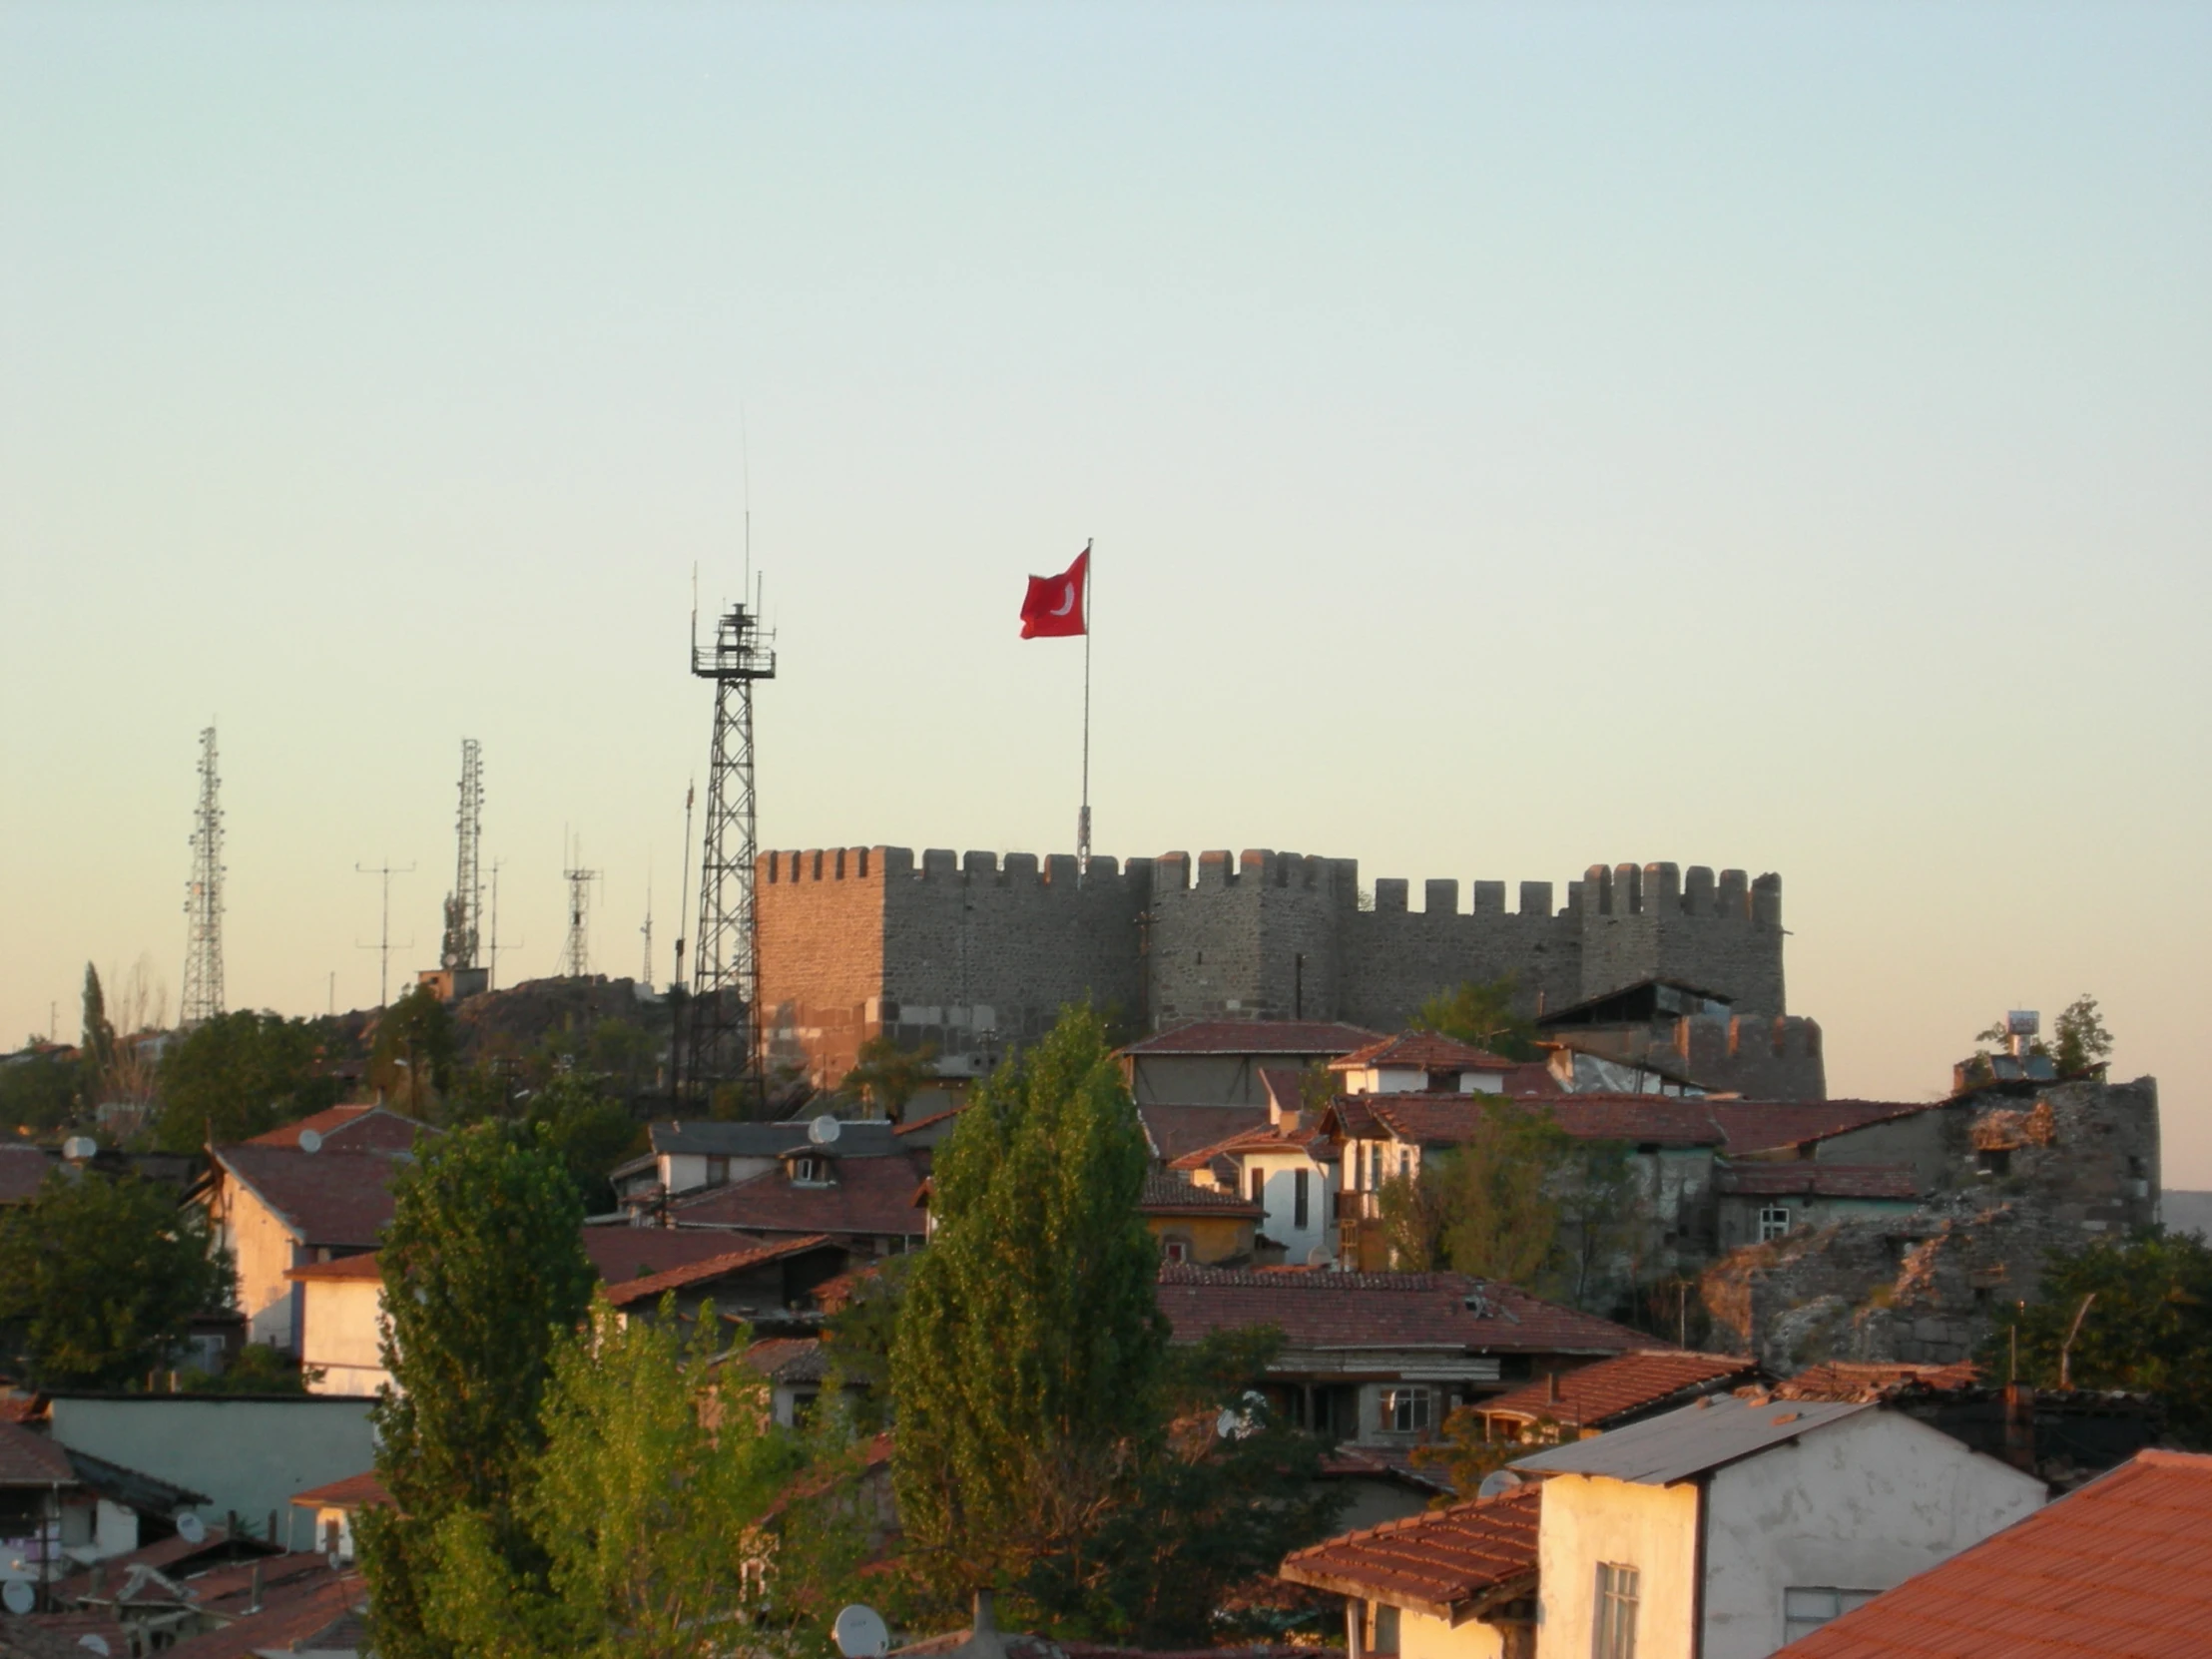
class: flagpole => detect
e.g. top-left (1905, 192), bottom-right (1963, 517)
top-left (1078, 538), bottom-right (1093, 882)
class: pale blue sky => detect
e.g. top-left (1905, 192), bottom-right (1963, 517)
top-left (5, 4), bottom-right (2208, 1175)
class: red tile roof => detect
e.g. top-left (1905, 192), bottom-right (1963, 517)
top-left (3, 1614), bottom-right (132, 1659)
top-left (207, 1145), bottom-right (406, 1249)
top-left (1536, 1098), bottom-right (1727, 1144)
top-left (249, 1102), bottom-right (429, 1152)
top-left (1702, 1099), bottom-right (1939, 1154)
top-left (0, 1148), bottom-right (53, 1206)
top-left (669, 1151), bottom-right (930, 1239)
top-left (287, 1470), bottom-right (392, 1510)
top-left (0, 1420), bottom-right (74, 1485)
top-left (1167, 1116), bottom-right (1330, 1170)
top-left (1329, 1093), bottom-right (1726, 1149)
top-left (1772, 1362), bottom-right (1983, 1402)
top-left (1315, 1442), bottom-right (1454, 1493)
top-left (583, 1226), bottom-right (774, 1283)
top-left (160, 1565), bottom-right (365, 1659)
top-left (1278, 1484), bottom-right (1541, 1617)
top-left (1479, 1351), bottom-right (1758, 1428)
top-left (1331, 1032), bottom-right (1522, 1073)
top-left (283, 1252), bottom-right (383, 1282)
top-left (1139, 1106), bottom-right (1266, 1164)
top-left (740, 1337), bottom-right (830, 1383)
top-left (1718, 1163), bottom-right (1919, 1200)
top-left (49, 1526), bottom-right (247, 1602)
top-left (1156, 1265), bottom-right (1657, 1357)
top-left (1122, 1021), bottom-right (1381, 1057)
top-left (601, 1234), bottom-right (840, 1309)
top-left (1772, 1449), bottom-right (2212, 1658)
top-left (1140, 1171), bottom-right (1264, 1218)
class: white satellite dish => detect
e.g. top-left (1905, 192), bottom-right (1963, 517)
top-left (297, 1129), bottom-right (323, 1154)
top-left (2, 1580), bottom-right (34, 1614)
top-left (78, 1636), bottom-right (111, 1656)
top-left (175, 1511), bottom-right (207, 1544)
top-left (61, 1136), bottom-right (97, 1162)
top-left (808, 1114), bottom-right (842, 1147)
top-left (832, 1603), bottom-right (889, 1659)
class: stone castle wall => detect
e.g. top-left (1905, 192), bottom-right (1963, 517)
top-left (757, 843), bottom-right (1790, 1085)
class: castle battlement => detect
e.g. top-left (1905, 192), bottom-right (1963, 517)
top-left (764, 845), bottom-right (1150, 891)
top-left (1581, 861), bottom-right (1783, 925)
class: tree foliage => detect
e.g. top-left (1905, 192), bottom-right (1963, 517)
top-left (892, 1005), bottom-right (1167, 1612)
top-left (359, 1123), bottom-right (597, 1659)
top-left (416, 1300), bottom-right (803, 1659)
top-left (838, 1037), bottom-right (940, 1122)
top-left (371, 985), bottom-right (459, 1115)
top-left (519, 1072), bottom-right (642, 1213)
top-left (0, 1051), bottom-right (82, 1135)
top-left (2050, 994), bottom-right (2115, 1078)
top-left (1411, 974), bottom-right (1540, 1061)
top-left (0, 1167), bottom-right (230, 1387)
top-left (154, 1011), bottom-right (346, 1151)
top-left (80, 965), bottom-right (116, 1084)
top-left (1986, 1229), bottom-right (2212, 1447)
top-left (1377, 1100), bottom-right (1564, 1282)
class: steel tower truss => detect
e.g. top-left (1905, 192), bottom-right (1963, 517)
top-left (441, 739), bottom-right (483, 970)
top-left (181, 727), bottom-right (226, 1028)
top-left (688, 602), bottom-right (776, 1099)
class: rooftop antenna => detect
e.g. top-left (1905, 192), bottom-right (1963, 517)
top-left (180, 726), bottom-right (227, 1028)
top-left (354, 859), bottom-right (416, 1008)
top-left (561, 833), bottom-right (599, 979)
top-left (669, 779), bottom-right (697, 1106)
top-left (440, 739), bottom-right (484, 971)
top-left (641, 856), bottom-right (655, 987)
top-left (485, 857), bottom-right (524, 990)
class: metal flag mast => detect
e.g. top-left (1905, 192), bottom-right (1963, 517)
top-left (1078, 538), bottom-right (1093, 881)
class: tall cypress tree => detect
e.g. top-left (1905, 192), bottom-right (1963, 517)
top-left (891, 1004), bottom-right (1167, 1615)
top-left (357, 1123), bottom-right (596, 1659)
top-left (79, 964), bottom-right (115, 1091)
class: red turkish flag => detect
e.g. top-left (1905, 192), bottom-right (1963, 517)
top-left (1019, 548), bottom-right (1089, 639)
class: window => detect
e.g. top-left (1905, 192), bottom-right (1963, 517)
top-left (1251, 1168), bottom-right (1267, 1207)
top-left (1758, 1204), bottom-right (1793, 1242)
top-left (1161, 1238), bottom-right (1190, 1264)
top-left (1381, 1386), bottom-right (1430, 1433)
top-left (1397, 1149), bottom-right (1411, 1181)
top-left (706, 1155), bottom-right (729, 1188)
top-left (1370, 1603), bottom-right (1399, 1655)
top-left (1977, 1147), bottom-right (2011, 1176)
top-left (1368, 1145), bottom-right (1382, 1191)
top-left (1294, 1168), bottom-right (1311, 1230)
top-left (1783, 1588), bottom-right (1878, 1641)
top-left (790, 1156), bottom-right (830, 1185)
top-left (1593, 1563), bottom-right (1639, 1659)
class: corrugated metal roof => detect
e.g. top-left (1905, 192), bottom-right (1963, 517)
top-left (1510, 1391), bottom-right (1870, 1484)
top-left (1773, 1449), bottom-right (2212, 1658)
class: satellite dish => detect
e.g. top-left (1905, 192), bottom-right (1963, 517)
top-left (832, 1603), bottom-right (889, 1659)
top-left (2, 1580), bottom-right (33, 1614)
top-left (175, 1512), bottom-right (207, 1544)
top-left (1477, 1468), bottom-right (1523, 1500)
top-left (297, 1129), bottom-right (323, 1154)
top-left (78, 1636), bottom-right (111, 1656)
top-left (61, 1136), bottom-right (97, 1162)
top-left (808, 1115), bottom-right (842, 1147)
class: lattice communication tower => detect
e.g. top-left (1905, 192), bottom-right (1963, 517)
top-left (440, 739), bottom-right (484, 971)
top-left (180, 726), bottom-right (226, 1028)
top-left (687, 600), bottom-right (776, 1100)
top-left (561, 846), bottom-right (598, 979)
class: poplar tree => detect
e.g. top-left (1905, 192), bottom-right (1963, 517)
top-left (80, 964), bottom-right (115, 1089)
top-left (358, 1123), bottom-right (596, 1659)
top-left (891, 1005), bottom-right (1168, 1615)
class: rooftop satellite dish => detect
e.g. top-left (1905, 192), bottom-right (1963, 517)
top-left (808, 1115), bottom-right (842, 1147)
top-left (61, 1136), bottom-right (97, 1162)
top-left (297, 1129), bottom-right (323, 1155)
top-left (78, 1636), bottom-right (111, 1656)
top-left (832, 1603), bottom-right (890, 1659)
top-left (175, 1512), bottom-right (207, 1544)
top-left (1476, 1468), bottom-right (1523, 1501)
top-left (2, 1580), bottom-right (33, 1614)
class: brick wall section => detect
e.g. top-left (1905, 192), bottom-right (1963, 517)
top-left (758, 847), bottom-right (890, 1086)
top-left (1702, 1077), bottom-right (2161, 1368)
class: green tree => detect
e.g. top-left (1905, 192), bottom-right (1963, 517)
top-left (417, 1299), bottom-right (802, 1659)
top-left (1411, 974), bottom-right (1540, 1061)
top-left (891, 1005), bottom-right (1168, 1619)
top-left (0, 1050), bottom-right (82, 1135)
top-left (2051, 994), bottom-right (2115, 1078)
top-left (1377, 1099), bottom-right (1565, 1282)
top-left (1986, 1230), bottom-right (2212, 1447)
top-left (154, 1011), bottom-right (345, 1151)
top-left (0, 1167), bottom-right (230, 1387)
top-left (820, 1254), bottom-right (917, 1434)
top-left (1548, 1139), bottom-right (1649, 1312)
top-left (80, 964), bottom-right (117, 1088)
top-left (838, 1036), bottom-right (939, 1122)
top-left (358, 1123), bottom-right (597, 1659)
top-left (520, 1072), bottom-right (641, 1212)
top-left (371, 985), bottom-right (459, 1116)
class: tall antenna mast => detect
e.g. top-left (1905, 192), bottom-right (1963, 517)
top-left (441, 739), bottom-right (484, 970)
top-left (689, 594), bottom-right (776, 1106)
top-left (486, 858), bottom-right (522, 990)
top-left (180, 726), bottom-right (227, 1028)
top-left (641, 858), bottom-right (655, 986)
top-left (354, 859), bottom-right (415, 1008)
top-left (561, 836), bottom-right (598, 979)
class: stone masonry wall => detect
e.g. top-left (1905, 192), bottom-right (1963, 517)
top-left (758, 846), bottom-right (888, 1085)
top-left (1703, 1077), bottom-right (2161, 1370)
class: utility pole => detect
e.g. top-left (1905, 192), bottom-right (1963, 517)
top-left (354, 860), bottom-right (415, 1007)
top-left (180, 727), bottom-right (227, 1028)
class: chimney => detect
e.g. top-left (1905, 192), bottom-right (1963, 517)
top-left (1546, 1371), bottom-right (1561, 1404)
top-left (2002, 1383), bottom-right (2036, 1473)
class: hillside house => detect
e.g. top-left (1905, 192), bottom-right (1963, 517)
top-left (1118, 1020), bottom-right (1379, 1106)
top-left (1477, 1352), bottom-right (1761, 1445)
top-left (624, 1117), bottom-right (909, 1205)
top-left (1510, 1391), bottom-right (2044, 1658)
top-left (1138, 1171), bottom-right (1264, 1265)
top-left (284, 1471), bottom-right (389, 1564)
top-left (1172, 1113), bottom-right (1337, 1266)
top-left (600, 1234), bottom-right (847, 1334)
top-left (1328, 1032), bottom-right (1537, 1098)
top-left (667, 1147), bottom-right (930, 1258)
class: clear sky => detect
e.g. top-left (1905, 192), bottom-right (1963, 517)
top-left (4, 4), bottom-right (2207, 1177)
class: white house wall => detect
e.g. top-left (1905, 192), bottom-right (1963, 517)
top-left (1400, 1603), bottom-right (1509, 1659)
top-left (1698, 1410), bottom-right (2044, 1659)
top-left (1535, 1474), bottom-right (1700, 1659)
